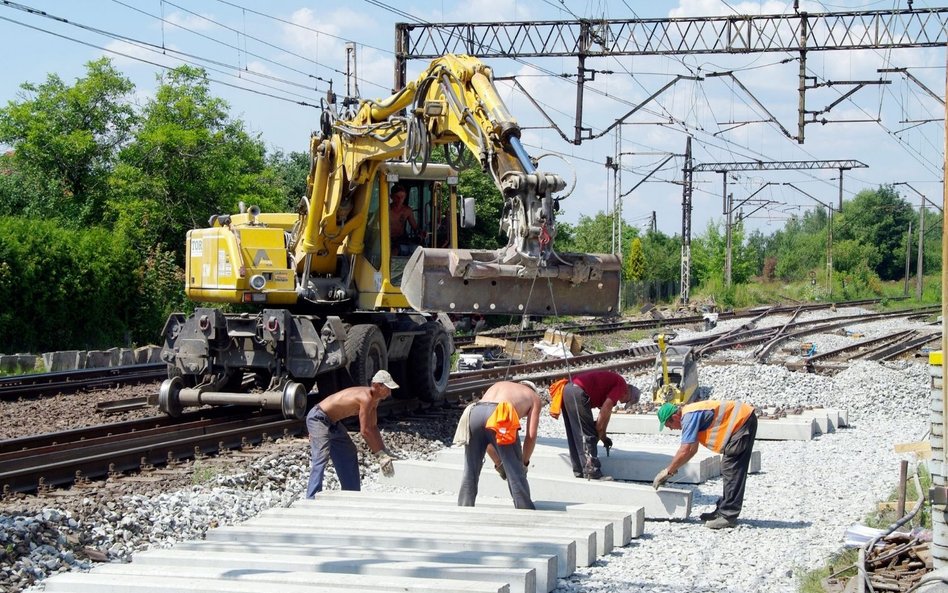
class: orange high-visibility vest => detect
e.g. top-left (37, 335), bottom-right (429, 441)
top-left (548, 378), bottom-right (569, 419)
top-left (681, 400), bottom-right (754, 453)
top-left (485, 401), bottom-right (521, 445)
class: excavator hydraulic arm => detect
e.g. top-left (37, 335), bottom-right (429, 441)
top-left (295, 54), bottom-right (621, 316)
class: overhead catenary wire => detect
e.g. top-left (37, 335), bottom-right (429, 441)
top-left (109, 0), bottom-right (334, 87)
top-left (0, 14), bottom-right (320, 109)
top-left (0, 0), bottom-right (325, 99)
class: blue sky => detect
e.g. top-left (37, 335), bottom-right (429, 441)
top-left (0, 0), bottom-right (943, 240)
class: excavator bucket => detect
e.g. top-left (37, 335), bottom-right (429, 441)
top-left (400, 248), bottom-right (621, 316)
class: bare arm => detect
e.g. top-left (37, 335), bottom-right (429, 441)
top-left (407, 209), bottom-right (420, 233)
top-left (595, 399), bottom-right (616, 438)
top-left (667, 442), bottom-right (699, 475)
top-left (521, 394), bottom-right (541, 465)
top-left (358, 397), bottom-right (385, 453)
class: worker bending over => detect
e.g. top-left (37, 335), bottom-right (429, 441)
top-left (455, 381), bottom-right (542, 509)
top-left (305, 370), bottom-right (399, 498)
top-left (653, 400), bottom-right (758, 529)
top-left (560, 370), bottom-right (639, 480)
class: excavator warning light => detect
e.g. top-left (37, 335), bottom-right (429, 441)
top-left (249, 274), bottom-right (267, 290)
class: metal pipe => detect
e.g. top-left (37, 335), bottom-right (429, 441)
top-left (179, 389), bottom-right (286, 410)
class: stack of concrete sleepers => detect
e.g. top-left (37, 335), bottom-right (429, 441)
top-left (608, 407), bottom-right (847, 441)
top-left (38, 491), bottom-right (644, 593)
top-left (435, 438), bottom-right (760, 484)
top-left (386, 459), bottom-right (691, 519)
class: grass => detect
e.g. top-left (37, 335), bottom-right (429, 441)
top-left (797, 463), bottom-right (931, 593)
top-left (191, 461), bottom-right (218, 485)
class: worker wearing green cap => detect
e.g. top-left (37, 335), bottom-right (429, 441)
top-left (653, 400), bottom-right (758, 529)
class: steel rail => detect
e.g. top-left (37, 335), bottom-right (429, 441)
top-left (0, 302), bottom-right (932, 494)
top-left (455, 298), bottom-right (896, 347)
top-left (0, 363), bottom-right (166, 399)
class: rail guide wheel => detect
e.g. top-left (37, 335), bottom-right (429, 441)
top-left (158, 376), bottom-right (184, 417)
top-left (282, 382), bottom-right (307, 420)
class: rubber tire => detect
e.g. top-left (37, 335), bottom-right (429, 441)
top-left (345, 324), bottom-right (388, 387)
top-left (158, 377), bottom-right (184, 417)
top-left (409, 321), bottom-right (451, 403)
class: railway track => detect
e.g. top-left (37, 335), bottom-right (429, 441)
top-left (0, 301), bottom-right (936, 495)
top-left (453, 297), bottom-right (900, 347)
top-left (0, 297), bottom-right (911, 402)
top-left (797, 327), bottom-right (941, 373)
top-left (0, 363), bottom-right (165, 400)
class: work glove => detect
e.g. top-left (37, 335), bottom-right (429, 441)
top-left (494, 463), bottom-right (507, 481)
top-left (600, 435), bottom-right (613, 456)
top-left (523, 460), bottom-right (529, 474)
top-left (652, 468), bottom-right (672, 490)
top-left (375, 448), bottom-right (396, 478)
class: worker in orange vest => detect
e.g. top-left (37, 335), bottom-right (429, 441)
top-left (654, 400), bottom-right (758, 529)
top-left (560, 370), bottom-right (640, 480)
top-left (455, 381), bottom-right (542, 509)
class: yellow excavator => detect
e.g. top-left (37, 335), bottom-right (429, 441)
top-left (158, 54), bottom-right (622, 419)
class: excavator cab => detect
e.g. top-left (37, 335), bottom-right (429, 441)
top-left (355, 163), bottom-right (460, 310)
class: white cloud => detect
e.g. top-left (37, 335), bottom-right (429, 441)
top-left (165, 11), bottom-right (217, 32)
top-left (669, 0), bottom-right (788, 18)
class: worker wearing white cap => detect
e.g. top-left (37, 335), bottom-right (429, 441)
top-left (305, 370), bottom-right (400, 497)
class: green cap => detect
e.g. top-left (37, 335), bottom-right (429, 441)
top-left (657, 402), bottom-right (677, 431)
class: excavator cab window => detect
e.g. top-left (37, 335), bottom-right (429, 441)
top-left (390, 184), bottom-right (427, 256)
top-left (363, 178), bottom-right (383, 270)
top-left (389, 181), bottom-right (437, 286)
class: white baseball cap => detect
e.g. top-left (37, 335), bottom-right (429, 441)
top-left (371, 370), bottom-right (400, 389)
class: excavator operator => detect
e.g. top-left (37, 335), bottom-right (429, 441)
top-left (389, 184), bottom-right (424, 255)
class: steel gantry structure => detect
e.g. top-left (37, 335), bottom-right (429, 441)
top-left (395, 8), bottom-right (948, 144)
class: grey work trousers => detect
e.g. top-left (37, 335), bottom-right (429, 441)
top-left (561, 383), bottom-right (601, 477)
top-left (715, 413), bottom-right (758, 520)
top-left (458, 402), bottom-right (535, 510)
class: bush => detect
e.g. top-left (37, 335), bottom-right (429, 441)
top-left (0, 216), bottom-right (178, 352)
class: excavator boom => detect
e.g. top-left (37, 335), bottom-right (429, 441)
top-left (294, 54), bottom-right (620, 316)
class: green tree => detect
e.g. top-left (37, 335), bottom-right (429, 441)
top-left (107, 65), bottom-right (284, 256)
top-left (767, 211), bottom-right (828, 280)
top-left (692, 220), bottom-right (755, 284)
top-left (626, 237), bottom-right (645, 281)
top-left (0, 58), bottom-right (137, 225)
top-left (456, 164), bottom-right (505, 249)
top-left (264, 149), bottom-right (310, 210)
top-left (835, 185), bottom-right (912, 281)
top-left (640, 230), bottom-right (681, 283)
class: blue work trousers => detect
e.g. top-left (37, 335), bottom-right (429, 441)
top-left (306, 407), bottom-right (360, 498)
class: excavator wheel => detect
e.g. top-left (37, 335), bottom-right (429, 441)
top-left (409, 321), bottom-right (451, 403)
top-left (158, 376), bottom-right (184, 417)
top-left (345, 324), bottom-right (388, 388)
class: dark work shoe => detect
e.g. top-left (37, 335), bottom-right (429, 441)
top-left (704, 516), bottom-right (737, 529)
top-left (584, 472), bottom-right (614, 481)
top-left (573, 472), bottom-right (583, 478)
top-left (699, 510), bottom-right (720, 521)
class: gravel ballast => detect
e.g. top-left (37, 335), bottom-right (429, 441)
top-left (3, 311), bottom-right (936, 593)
